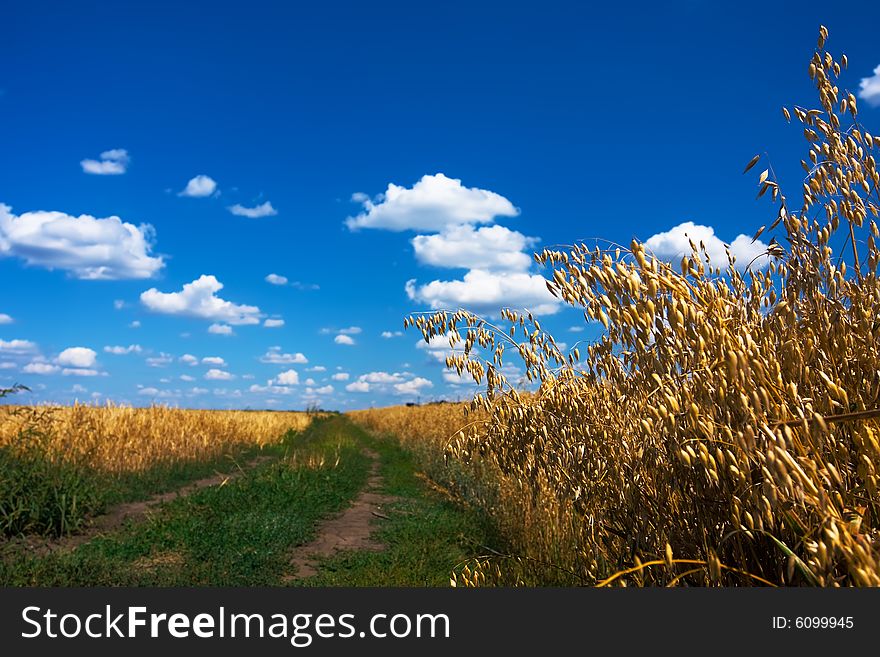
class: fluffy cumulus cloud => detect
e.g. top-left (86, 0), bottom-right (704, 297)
top-left (179, 175), bottom-right (218, 197)
top-left (0, 339), bottom-right (35, 353)
top-left (141, 275), bottom-right (261, 325)
top-left (406, 270), bottom-right (561, 316)
top-left (264, 318), bottom-right (285, 328)
top-left (57, 347), bottom-right (96, 368)
top-left (208, 323), bottom-right (234, 335)
top-left (260, 347), bottom-right (307, 364)
top-left (228, 202), bottom-right (277, 218)
top-left (307, 385), bottom-right (334, 395)
top-left (104, 344), bottom-right (142, 355)
top-left (859, 65), bottom-right (880, 107)
top-left (202, 356), bottom-right (226, 366)
top-left (179, 354), bottom-right (198, 366)
top-left (381, 331), bottom-right (402, 338)
top-left (345, 381), bottom-right (370, 392)
top-left (0, 203), bottom-right (164, 280)
top-left (643, 221), bottom-right (772, 271)
top-left (359, 371), bottom-right (405, 384)
top-left (23, 361), bottom-right (59, 375)
top-left (81, 148), bottom-right (129, 175)
top-left (249, 383), bottom-right (294, 395)
top-left (334, 334), bottom-right (355, 345)
top-left (331, 372), bottom-right (350, 381)
top-left (394, 377), bottom-right (433, 396)
top-left (0, 313), bottom-right (12, 324)
top-left (273, 369), bottom-right (299, 385)
top-left (346, 173), bottom-right (518, 232)
top-left (412, 224), bottom-right (537, 271)
top-left (265, 273), bottom-right (288, 286)
top-left (204, 368), bottom-right (234, 381)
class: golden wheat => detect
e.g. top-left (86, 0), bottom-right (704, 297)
top-left (0, 403), bottom-right (311, 474)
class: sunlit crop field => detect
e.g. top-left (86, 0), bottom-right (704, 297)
top-left (0, 400), bottom-right (313, 537)
top-left (0, 403), bottom-right (312, 475)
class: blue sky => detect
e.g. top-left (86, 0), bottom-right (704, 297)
top-left (2, 1), bottom-right (880, 409)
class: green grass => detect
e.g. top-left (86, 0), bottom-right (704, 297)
top-left (0, 415), bottom-right (497, 586)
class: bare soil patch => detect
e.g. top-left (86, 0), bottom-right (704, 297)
top-left (285, 449), bottom-right (398, 579)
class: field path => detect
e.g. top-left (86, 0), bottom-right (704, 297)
top-left (2, 416), bottom-right (492, 586)
top-left (285, 448), bottom-right (399, 579)
top-left (19, 454), bottom-right (274, 555)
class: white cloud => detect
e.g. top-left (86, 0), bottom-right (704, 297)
top-left (568, 326), bottom-right (585, 333)
top-left (180, 374), bottom-right (195, 382)
top-left (57, 347), bottom-right (96, 368)
top-left (858, 64), bottom-right (880, 107)
top-left (359, 371), bottom-right (404, 384)
top-left (0, 362), bottom-right (16, 369)
top-left (113, 299), bottom-right (126, 310)
top-left (0, 339), bottom-right (35, 353)
top-left (304, 377), bottom-right (316, 386)
top-left (265, 273), bottom-right (288, 285)
top-left (406, 269), bottom-right (561, 316)
top-left (71, 384), bottom-right (88, 393)
top-left (334, 334), bottom-right (355, 345)
top-left (205, 368), bottom-right (234, 381)
top-left (273, 369), bottom-right (300, 385)
top-left (146, 353), bottom-right (174, 367)
top-left (307, 385), bottom-right (334, 395)
top-left (331, 372), bottom-right (350, 381)
top-left (179, 354), bottom-right (198, 366)
top-left (23, 361), bottom-right (59, 375)
top-left (129, 320), bottom-right (141, 328)
top-left (394, 377), bottom-right (433, 395)
top-left (0, 313), bottom-right (13, 324)
top-left (209, 323), bottom-right (234, 335)
top-left (249, 383), bottom-right (294, 395)
top-left (202, 356), bottom-right (226, 366)
top-left (381, 331), bottom-right (403, 338)
top-left (346, 173), bottom-right (518, 232)
top-left (62, 368), bottom-right (100, 377)
top-left (179, 175), bottom-right (217, 197)
top-left (104, 344), bottom-right (142, 355)
top-left (141, 275), bottom-right (261, 325)
top-left (191, 387), bottom-right (209, 395)
top-left (338, 326), bottom-right (361, 335)
top-left (260, 347), bottom-right (308, 364)
top-left (346, 381), bottom-right (370, 392)
top-left (81, 148), bottom-right (129, 175)
top-left (138, 387), bottom-right (161, 396)
top-left (0, 203), bottom-right (164, 280)
top-left (307, 366), bottom-right (326, 372)
top-left (412, 224), bottom-right (537, 271)
top-left (643, 221), bottom-right (772, 271)
top-left (228, 202), bottom-right (278, 218)
top-left (264, 318), bottom-right (285, 328)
